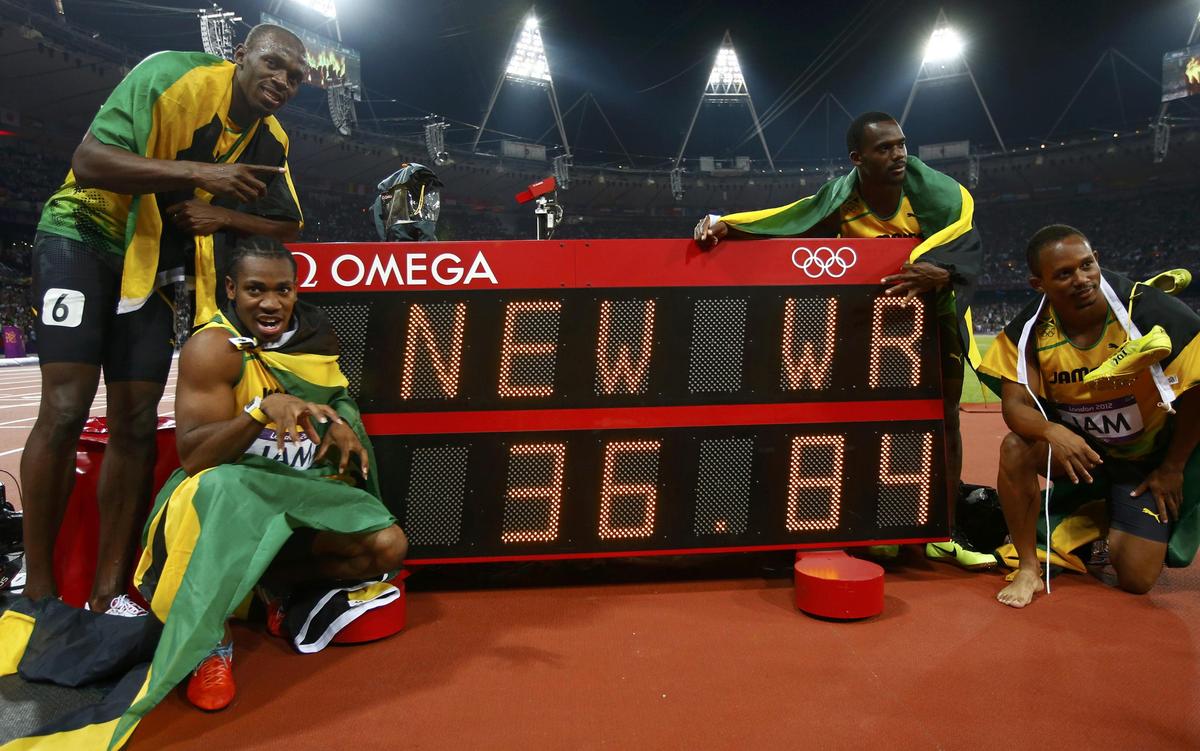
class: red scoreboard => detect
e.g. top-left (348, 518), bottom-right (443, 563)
top-left (292, 238), bottom-right (949, 563)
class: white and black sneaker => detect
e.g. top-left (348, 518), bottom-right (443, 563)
top-left (84, 594), bottom-right (149, 617)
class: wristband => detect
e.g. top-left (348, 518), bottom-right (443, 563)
top-left (244, 396), bottom-right (270, 425)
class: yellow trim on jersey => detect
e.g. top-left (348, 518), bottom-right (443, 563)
top-left (909, 184), bottom-right (974, 265)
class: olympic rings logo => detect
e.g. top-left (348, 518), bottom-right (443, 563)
top-left (790, 245), bottom-right (858, 278)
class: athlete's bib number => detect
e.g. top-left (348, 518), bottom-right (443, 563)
top-left (42, 288), bottom-right (85, 328)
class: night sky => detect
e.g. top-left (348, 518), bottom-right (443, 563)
top-left (56, 0), bottom-right (1200, 165)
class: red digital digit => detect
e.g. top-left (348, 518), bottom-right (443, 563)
top-left (780, 297), bottom-right (838, 390)
top-left (595, 299), bottom-right (656, 395)
top-left (401, 303), bottom-right (467, 399)
top-left (498, 301), bottom-right (562, 397)
top-left (784, 435), bottom-right (845, 531)
top-left (878, 433), bottom-right (934, 525)
top-left (501, 443), bottom-right (567, 543)
top-left (598, 440), bottom-right (661, 539)
top-left (868, 297), bottom-right (925, 388)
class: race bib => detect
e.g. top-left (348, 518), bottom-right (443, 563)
top-left (1055, 396), bottom-right (1144, 444)
top-left (41, 288), bottom-right (85, 328)
top-left (247, 428), bottom-right (317, 469)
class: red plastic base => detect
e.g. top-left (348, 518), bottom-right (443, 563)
top-left (331, 571), bottom-right (409, 644)
top-left (793, 551), bottom-right (885, 620)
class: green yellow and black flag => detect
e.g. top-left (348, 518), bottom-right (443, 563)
top-left (1, 301), bottom-right (395, 750)
top-left (718, 155), bottom-right (983, 367)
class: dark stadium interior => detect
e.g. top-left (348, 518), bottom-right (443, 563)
top-left (2, 0), bottom-right (1200, 748)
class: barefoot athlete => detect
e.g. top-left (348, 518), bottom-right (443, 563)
top-left (978, 225), bottom-right (1200, 608)
top-left (694, 111), bottom-right (992, 568)
top-left (22, 25), bottom-right (306, 614)
top-left (0, 238), bottom-right (407, 747)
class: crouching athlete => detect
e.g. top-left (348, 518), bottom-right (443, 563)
top-left (137, 236), bottom-right (407, 712)
top-left (978, 225), bottom-right (1200, 607)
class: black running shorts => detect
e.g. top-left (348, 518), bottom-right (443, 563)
top-left (32, 233), bottom-right (174, 384)
top-left (1102, 459), bottom-right (1174, 544)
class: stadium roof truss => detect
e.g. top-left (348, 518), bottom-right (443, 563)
top-left (472, 9), bottom-right (571, 162)
top-left (674, 31), bottom-right (775, 171)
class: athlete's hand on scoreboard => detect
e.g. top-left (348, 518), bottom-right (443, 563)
top-left (314, 421), bottom-right (371, 480)
top-left (693, 215), bottom-right (728, 249)
top-left (261, 393), bottom-right (344, 453)
top-left (165, 199), bottom-right (232, 236)
top-left (1041, 423), bottom-right (1102, 485)
top-left (882, 262), bottom-right (950, 300)
top-left (190, 162), bottom-right (284, 203)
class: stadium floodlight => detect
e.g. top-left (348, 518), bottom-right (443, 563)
top-left (676, 30), bottom-right (774, 171)
top-left (473, 9), bottom-right (570, 162)
top-left (901, 9), bottom-right (1006, 152)
top-left (291, 0), bottom-right (336, 19)
top-left (505, 14), bottom-right (552, 86)
top-left (707, 45), bottom-right (746, 95)
top-left (922, 26), bottom-right (964, 64)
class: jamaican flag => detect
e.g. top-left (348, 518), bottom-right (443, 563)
top-left (978, 270), bottom-right (1200, 569)
top-left (718, 156), bottom-right (983, 367)
top-left (0, 301), bottom-right (395, 750)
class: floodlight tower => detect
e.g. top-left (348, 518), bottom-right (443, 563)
top-left (472, 10), bottom-right (572, 171)
top-left (900, 9), bottom-right (1006, 152)
top-left (674, 31), bottom-right (775, 171)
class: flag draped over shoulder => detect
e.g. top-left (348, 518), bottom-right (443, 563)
top-left (978, 270), bottom-right (1200, 569)
top-left (718, 155), bottom-right (983, 367)
top-left (0, 301), bottom-right (396, 750)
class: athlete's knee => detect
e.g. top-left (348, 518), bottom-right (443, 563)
top-left (1114, 565), bottom-right (1161, 595)
top-left (367, 525), bottom-right (408, 573)
top-left (999, 432), bottom-right (1037, 473)
top-left (33, 395), bottom-right (90, 443)
top-left (105, 396), bottom-right (162, 446)
top-left (1110, 551), bottom-right (1163, 595)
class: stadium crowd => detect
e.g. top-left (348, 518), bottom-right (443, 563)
top-left (2, 137), bottom-right (1196, 346)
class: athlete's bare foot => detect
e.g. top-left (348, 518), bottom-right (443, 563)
top-left (997, 568), bottom-right (1044, 608)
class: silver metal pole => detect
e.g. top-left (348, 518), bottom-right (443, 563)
top-left (964, 61), bottom-right (1006, 152)
top-left (674, 94), bottom-right (705, 170)
top-left (745, 95), bottom-right (776, 171)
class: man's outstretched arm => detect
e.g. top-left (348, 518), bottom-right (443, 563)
top-left (71, 133), bottom-right (285, 204)
top-left (694, 212), bottom-right (839, 249)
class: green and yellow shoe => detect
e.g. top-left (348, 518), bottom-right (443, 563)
top-left (925, 540), bottom-right (998, 571)
top-left (1144, 269), bottom-right (1192, 296)
top-left (864, 545), bottom-right (900, 561)
top-left (1082, 325), bottom-right (1172, 384)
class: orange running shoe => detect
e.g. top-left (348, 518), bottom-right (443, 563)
top-left (265, 599), bottom-right (287, 639)
top-left (186, 642), bottom-right (235, 712)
